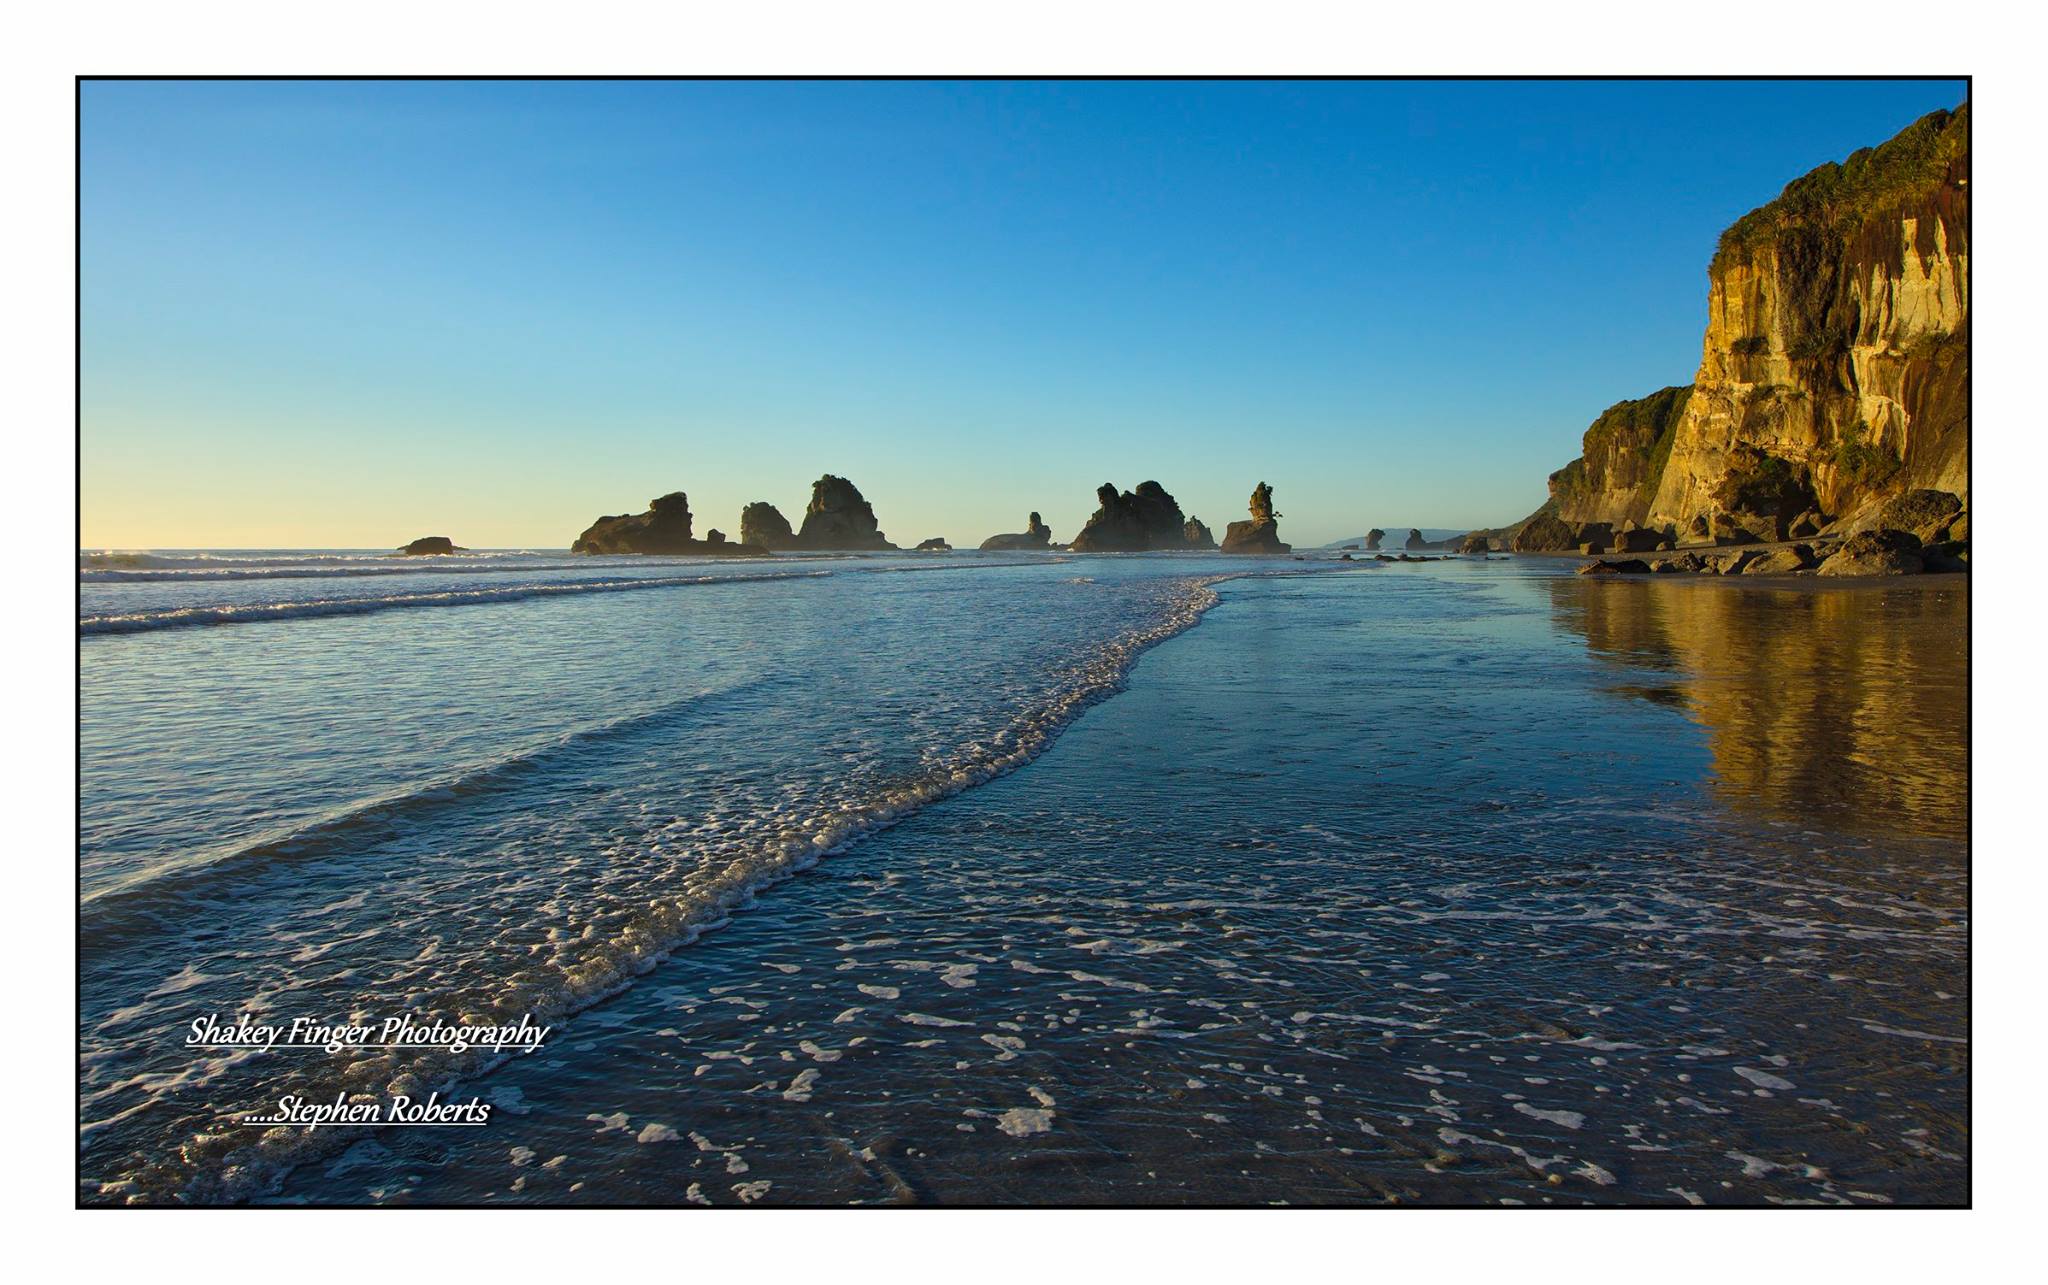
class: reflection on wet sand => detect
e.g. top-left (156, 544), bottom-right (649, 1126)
top-left (1547, 576), bottom-right (1968, 842)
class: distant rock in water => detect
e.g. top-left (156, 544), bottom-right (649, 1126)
top-left (793, 475), bottom-right (897, 550)
top-left (1457, 533), bottom-right (1492, 554)
top-left (914, 537), bottom-right (951, 551)
top-left (1403, 528), bottom-right (1426, 550)
top-left (1365, 529), bottom-right (1385, 550)
top-left (979, 512), bottom-right (1053, 551)
top-left (1070, 481), bottom-right (1199, 552)
top-left (739, 501), bottom-right (796, 551)
top-left (1183, 518), bottom-right (1217, 549)
top-left (1220, 481), bottom-right (1291, 556)
top-left (398, 536), bottom-right (461, 556)
top-left (572, 492), bottom-right (768, 556)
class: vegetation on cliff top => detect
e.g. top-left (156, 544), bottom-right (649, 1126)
top-left (1712, 103), bottom-right (1968, 270)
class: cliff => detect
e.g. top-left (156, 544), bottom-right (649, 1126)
top-left (1516, 104), bottom-right (1968, 546)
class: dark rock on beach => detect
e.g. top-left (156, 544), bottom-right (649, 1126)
top-left (398, 536), bottom-right (461, 555)
top-left (914, 537), bottom-right (951, 551)
top-left (1816, 529), bottom-right (1924, 577)
top-left (1457, 533), bottom-right (1492, 554)
top-left (1875, 489), bottom-right (1964, 545)
top-left (1742, 545), bottom-right (1816, 575)
top-left (1183, 518), bottom-right (1218, 550)
top-left (979, 512), bottom-right (1054, 552)
top-left (1577, 558), bottom-right (1652, 575)
top-left (572, 492), bottom-right (769, 556)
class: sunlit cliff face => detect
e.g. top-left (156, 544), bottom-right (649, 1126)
top-left (1546, 577), bottom-right (1967, 843)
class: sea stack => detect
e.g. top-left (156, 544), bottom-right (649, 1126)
top-left (1403, 528), bottom-right (1426, 550)
top-left (1070, 482), bottom-right (1199, 552)
top-left (398, 536), bottom-right (461, 555)
top-left (572, 492), bottom-right (769, 556)
top-left (979, 512), bottom-right (1053, 551)
top-left (792, 475), bottom-right (896, 551)
top-left (739, 501), bottom-right (797, 551)
top-left (1183, 518), bottom-right (1218, 550)
top-left (1220, 482), bottom-right (1291, 555)
top-left (1365, 529), bottom-right (1385, 551)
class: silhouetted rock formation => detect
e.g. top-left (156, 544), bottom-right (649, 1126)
top-left (914, 537), bottom-right (951, 551)
top-left (1220, 481), bottom-right (1291, 555)
top-left (1457, 533), bottom-right (1492, 554)
top-left (979, 512), bottom-right (1053, 551)
top-left (1403, 529), bottom-right (1426, 550)
top-left (1183, 518), bottom-right (1217, 549)
top-left (1365, 529), bottom-right (1385, 550)
top-left (792, 475), bottom-right (896, 550)
top-left (398, 536), bottom-right (461, 555)
top-left (739, 501), bottom-right (796, 551)
top-left (572, 492), bottom-right (769, 556)
top-left (1070, 481), bottom-right (1198, 552)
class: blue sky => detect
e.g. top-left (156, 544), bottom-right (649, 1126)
top-left (80, 78), bottom-right (1967, 548)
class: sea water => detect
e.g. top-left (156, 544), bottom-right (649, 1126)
top-left (77, 550), bottom-right (1967, 1204)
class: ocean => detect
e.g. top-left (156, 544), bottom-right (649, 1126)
top-left (77, 549), bottom-right (1968, 1205)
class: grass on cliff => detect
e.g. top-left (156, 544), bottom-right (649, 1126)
top-left (1713, 103), bottom-right (1968, 271)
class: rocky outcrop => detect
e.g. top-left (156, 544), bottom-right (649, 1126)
top-left (739, 501), bottom-right (796, 551)
top-left (573, 492), bottom-right (769, 556)
top-left (1503, 106), bottom-right (1968, 549)
top-left (1871, 489), bottom-right (1963, 543)
top-left (1183, 518), bottom-right (1218, 550)
top-left (1816, 529), bottom-right (1924, 577)
top-left (1403, 529), bottom-right (1426, 550)
top-left (1512, 511), bottom-right (1578, 552)
top-left (1070, 481), bottom-right (1200, 552)
top-left (792, 475), bottom-right (896, 551)
top-left (980, 512), bottom-right (1053, 552)
top-left (398, 536), bottom-right (461, 555)
top-left (1365, 529), bottom-right (1385, 550)
top-left (914, 537), bottom-right (951, 551)
top-left (1220, 482), bottom-right (1291, 555)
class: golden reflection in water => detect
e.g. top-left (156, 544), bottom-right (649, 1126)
top-left (1546, 576), bottom-right (1969, 842)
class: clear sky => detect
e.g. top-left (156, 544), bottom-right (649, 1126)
top-left (80, 78), bottom-right (1967, 550)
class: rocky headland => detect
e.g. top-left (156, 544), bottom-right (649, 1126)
top-left (1488, 105), bottom-right (1969, 579)
top-left (571, 492), bottom-right (769, 556)
top-left (1219, 482), bottom-right (1290, 555)
top-left (979, 512), bottom-right (1054, 552)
